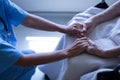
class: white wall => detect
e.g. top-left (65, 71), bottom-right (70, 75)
top-left (11, 0), bottom-right (118, 12)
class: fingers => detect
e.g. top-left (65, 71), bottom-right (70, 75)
top-left (76, 38), bottom-right (89, 49)
top-left (81, 24), bottom-right (87, 36)
top-left (70, 23), bottom-right (85, 37)
top-left (67, 22), bottom-right (93, 37)
top-left (73, 23), bottom-right (83, 29)
top-left (73, 23), bottom-right (88, 37)
top-left (74, 37), bottom-right (94, 52)
top-left (76, 37), bottom-right (88, 43)
top-left (77, 41), bottom-right (89, 49)
top-left (66, 38), bottom-right (89, 58)
top-left (73, 37), bottom-right (90, 50)
top-left (66, 36), bottom-right (98, 58)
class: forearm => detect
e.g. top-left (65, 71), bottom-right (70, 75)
top-left (104, 46), bottom-right (120, 58)
top-left (16, 37), bottom-right (89, 66)
top-left (88, 1), bottom-right (120, 27)
top-left (87, 39), bottom-right (120, 58)
top-left (16, 50), bottom-right (67, 66)
top-left (22, 14), bottom-right (66, 33)
top-left (93, 46), bottom-right (120, 58)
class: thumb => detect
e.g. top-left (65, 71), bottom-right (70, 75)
top-left (86, 45), bottom-right (96, 54)
top-left (82, 24), bottom-right (87, 35)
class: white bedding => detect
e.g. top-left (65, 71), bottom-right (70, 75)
top-left (39, 7), bottom-right (120, 80)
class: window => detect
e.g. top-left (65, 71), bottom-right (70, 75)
top-left (26, 36), bottom-right (61, 53)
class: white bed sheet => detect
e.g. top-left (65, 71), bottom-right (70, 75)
top-left (39, 7), bottom-right (120, 80)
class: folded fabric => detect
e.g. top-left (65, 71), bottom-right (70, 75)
top-left (57, 7), bottom-right (120, 80)
top-left (39, 7), bottom-right (120, 80)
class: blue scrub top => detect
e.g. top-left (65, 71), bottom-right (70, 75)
top-left (0, 0), bottom-right (36, 80)
top-left (0, 0), bottom-right (28, 46)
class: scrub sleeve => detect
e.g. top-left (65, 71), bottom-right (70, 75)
top-left (0, 0), bottom-right (36, 80)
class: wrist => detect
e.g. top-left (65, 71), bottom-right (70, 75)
top-left (59, 49), bottom-right (68, 58)
top-left (86, 19), bottom-right (97, 27)
top-left (90, 15), bottom-right (104, 27)
top-left (57, 25), bottom-right (67, 33)
top-left (64, 51), bottom-right (68, 58)
top-left (98, 49), bottom-right (110, 58)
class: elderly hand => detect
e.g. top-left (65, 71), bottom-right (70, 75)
top-left (82, 20), bottom-right (97, 36)
top-left (65, 23), bottom-right (85, 37)
top-left (86, 39), bottom-right (106, 58)
top-left (65, 21), bottom-right (95, 37)
top-left (64, 37), bottom-right (89, 58)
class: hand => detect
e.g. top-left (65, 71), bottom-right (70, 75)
top-left (65, 23), bottom-right (85, 37)
top-left (82, 20), bottom-right (96, 36)
top-left (65, 37), bottom-right (89, 58)
top-left (65, 21), bottom-right (95, 37)
top-left (86, 39), bottom-right (105, 57)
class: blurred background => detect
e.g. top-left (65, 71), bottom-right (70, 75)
top-left (11, 0), bottom-right (118, 52)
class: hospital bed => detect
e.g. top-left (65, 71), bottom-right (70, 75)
top-left (36, 1), bottom-right (120, 80)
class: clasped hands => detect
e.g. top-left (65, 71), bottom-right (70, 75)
top-left (65, 23), bottom-right (103, 58)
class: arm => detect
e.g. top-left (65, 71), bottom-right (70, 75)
top-left (16, 37), bottom-right (89, 66)
top-left (104, 46), bottom-right (120, 58)
top-left (22, 14), bottom-right (83, 36)
top-left (87, 39), bottom-right (120, 58)
top-left (88, 46), bottom-right (120, 58)
top-left (22, 14), bottom-right (66, 33)
top-left (83, 1), bottom-right (120, 35)
top-left (90, 0), bottom-right (120, 26)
